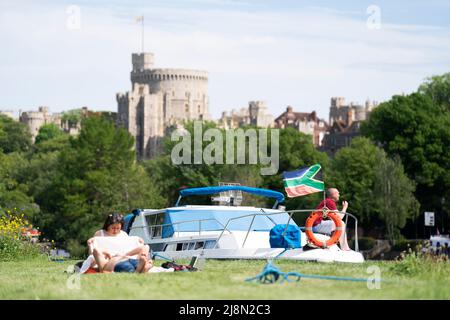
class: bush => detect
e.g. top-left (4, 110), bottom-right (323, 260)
top-left (389, 242), bottom-right (449, 276)
top-left (350, 236), bottom-right (376, 251)
top-left (0, 236), bottom-right (41, 261)
top-left (0, 209), bottom-right (43, 261)
top-left (66, 239), bottom-right (87, 259)
top-left (391, 239), bottom-right (423, 252)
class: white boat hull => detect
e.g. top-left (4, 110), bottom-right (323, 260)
top-left (154, 247), bottom-right (365, 264)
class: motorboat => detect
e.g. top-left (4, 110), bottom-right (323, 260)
top-left (124, 186), bottom-right (364, 263)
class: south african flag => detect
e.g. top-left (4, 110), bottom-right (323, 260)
top-left (283, 164), bottom-right (324, 197)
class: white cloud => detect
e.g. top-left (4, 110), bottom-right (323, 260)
top-left (0, 1), bottom-right (449, 120)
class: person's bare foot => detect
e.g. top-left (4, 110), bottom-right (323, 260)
top-left (135, 254), bottom-right (147, 273)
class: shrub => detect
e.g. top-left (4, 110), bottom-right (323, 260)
top-left (350, 236), bottom-right (376, 251)
top-left (66, 239), bottom-right (87, 259)
top-left (0, 209), bottom-right (42, 261)
top-left (389, 242), bottom-right (449, 276)
top-left (391, 239), bottom-right (423, 252)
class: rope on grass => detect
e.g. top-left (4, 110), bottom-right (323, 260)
top-left (152, 252), bottom-right (175, 262)
top-left (245, 261), bottom-right (376, 284)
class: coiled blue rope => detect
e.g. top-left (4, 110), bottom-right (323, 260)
top-left (245, 260), bottom-right (372, 284)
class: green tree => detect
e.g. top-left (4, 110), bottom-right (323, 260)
top-left (327, 137), bottom-right (378, 224)
top-left (361, 93), bottom-right (450, 221)
top-left (328, 137), bottom-right (419, 239)
top-left (146, 121), bottom-right (267, 207)
top-left (35, 124), bottom-right (63, 145)
top-left (373, 153), bottom-right (419, 242)
top-left (40, 116), bottom-right (165, 244)
top-left (0, 115), bottom-right (31, 153)
top-left (418, 72), bottom-right (450, 112)
top-left (0, 152), bottom-right (39, 217)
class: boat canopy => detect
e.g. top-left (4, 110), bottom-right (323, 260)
top-left (176, 186), bottom-right (285, 208)
top-left (161, 207), bottom-right (296, 238)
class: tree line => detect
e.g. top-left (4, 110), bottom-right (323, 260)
top-left (0, 73), bottom-right (449, 254)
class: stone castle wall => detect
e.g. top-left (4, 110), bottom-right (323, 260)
top-left (117, 53), bottom-right (210, 159)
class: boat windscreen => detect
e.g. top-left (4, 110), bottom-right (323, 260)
top-left (162, 208), bottom-right (297, 238)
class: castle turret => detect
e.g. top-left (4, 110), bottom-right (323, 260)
top-left (329, 97), bottom-right (345, 126)
top-left (132, 53), bottom-right (154, 72)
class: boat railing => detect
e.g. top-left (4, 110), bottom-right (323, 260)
top-left (213, 208), bottom-right (359, 252)
top-left (281, 209), bottom-right (359, 252)
top-left (130, 217), bottom-right (233, 239)
top-left (213, 210), bottom-right (290, 249)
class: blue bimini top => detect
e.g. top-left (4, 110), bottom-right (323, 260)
top-left (176, 186), bottom-right (285, 208)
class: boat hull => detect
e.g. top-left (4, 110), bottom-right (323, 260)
top-left (153, 247), bottom-right (365, 263)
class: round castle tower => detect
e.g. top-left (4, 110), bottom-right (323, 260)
top-left (117, 53), bottom-right (210, 159)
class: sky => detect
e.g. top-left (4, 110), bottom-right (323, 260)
top-left (1, 0), bottom-right (450, 120)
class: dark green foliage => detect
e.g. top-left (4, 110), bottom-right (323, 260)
top-left (327, 137), bottom-right (418, 240)
top-left (39, 116), bottom-right (165, 244)
top-left (349, 237), bottom-right (376, 251)
top-left (0, 115), bottom-right (31, 154)
top-left (146, 121), bottom-right (268, 207)
top-left (35, 124), bottom-right (64, 145)
top-left (0, 152), bottom-right (40, 218)
top-left (361, 91), bottom-right (450, 226)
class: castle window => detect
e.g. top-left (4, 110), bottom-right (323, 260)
top-left (185, 104), bottom-right (189, 113)
top-left (198, 105), bottom-right (201, 113)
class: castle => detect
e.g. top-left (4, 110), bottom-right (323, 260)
top-left (321, 97), bottom-right (378, 154)
top-left (18, 106), bottom-right (101, 142)
top-left (217, 101), bottom-right (274, 130)
top-left (117, 53), bottom-right (210, 159)
top-left (329, 97), bottom-right (377, 126)
top-left (19, 106), bottom-right (62, 142)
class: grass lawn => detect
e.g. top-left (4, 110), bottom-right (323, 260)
top-left (0, 256), bottom-right (449, 299)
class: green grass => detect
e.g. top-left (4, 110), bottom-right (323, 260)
top-left (0, 256), bottom-right (449, 299)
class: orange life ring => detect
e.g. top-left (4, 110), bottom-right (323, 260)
top-left (304, 210), bottom-right (343, 248)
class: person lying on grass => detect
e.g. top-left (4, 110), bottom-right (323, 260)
top-left (86, 213), bottom-right (153, 273)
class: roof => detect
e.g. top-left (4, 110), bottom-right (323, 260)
top-left (274, 107), bottom-right (327, 126)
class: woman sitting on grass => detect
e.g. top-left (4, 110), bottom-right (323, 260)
top-left (86, 213), bottom-right (153, 273)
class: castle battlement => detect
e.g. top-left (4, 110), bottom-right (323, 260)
top-left (131, 69), bottom-right (208, 82)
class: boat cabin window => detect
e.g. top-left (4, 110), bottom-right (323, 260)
top-left (172, 241), bottom-right (217, 251)
top-left (145, 212), bottom-right (166, 238)
top-left (204, 240), bottom-right (217, 249)
top-left (195, 241), bottom-right (204, 249)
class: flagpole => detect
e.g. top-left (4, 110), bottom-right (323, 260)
top-left (141, 15), bottom-right (144, 53)
top-left (322, 165), bottom-right (326, 206)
